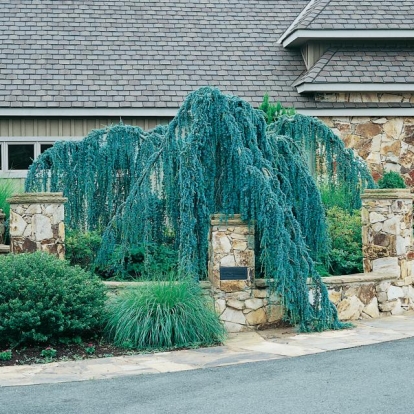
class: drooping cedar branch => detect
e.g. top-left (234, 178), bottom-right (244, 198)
top-left (26, 87), bottom-right (373, 331)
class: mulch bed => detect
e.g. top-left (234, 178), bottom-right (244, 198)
top-left (0, 339), bottom-right (141, 367)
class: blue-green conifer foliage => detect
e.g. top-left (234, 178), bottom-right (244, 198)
top-left (26, 87), bottom-right (374, 332)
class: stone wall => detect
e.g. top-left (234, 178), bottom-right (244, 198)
top-left (319, 115), bottom-right (414, 185)
top-left (105, 191), bottom-right (414, 331)
top-left (361, 189), bottom-right (413, 276)
top-left (346, 188), bottom-right (414, 318)
top-left (325, 273), bottom-right (407, 320)
top-left (7, 192), bottom-right (67, 259)
top-left (104, 279), bottom-right (283, 333)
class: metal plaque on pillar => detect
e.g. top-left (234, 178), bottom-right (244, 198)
top-left (220, 266), bottom-right (248, 281)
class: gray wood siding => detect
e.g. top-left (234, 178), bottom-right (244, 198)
top-left (0, 117), bottom-right (173, 137)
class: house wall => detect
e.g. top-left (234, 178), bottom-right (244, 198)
top-left (0, 116), bottom-right (172, 137)
top-left (0, 116), bottom-right (173, 184)
top-left (3, 111), bottom-right (414, 188)
top-left (319, 115), bottom-right (414, 184)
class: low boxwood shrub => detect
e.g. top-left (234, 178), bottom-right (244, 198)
top-left (0, 252), bottom-right (106, 347)
top-left (105, 277), bottom-right (226, 350)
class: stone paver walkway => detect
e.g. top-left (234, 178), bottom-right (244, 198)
top-left (1, 313), bottom-right (414, 387)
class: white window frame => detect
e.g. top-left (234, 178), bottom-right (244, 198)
top-left (0, 136), bottom-right (82, 178)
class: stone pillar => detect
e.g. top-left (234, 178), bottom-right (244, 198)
top-left (208, 215), bottom-right (271, 333)
top-left (0, 209), bottom-right (6, 244)
top-left (208, 214), bottom-right (255, 292)
top-left (361, 189), bottom-right (413, 279)
top-left (7, 192), bottom-right (67, 259)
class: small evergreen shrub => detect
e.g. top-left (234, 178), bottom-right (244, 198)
top-left (105, 278), bottom-right (226, 350)
top-left (258, 94), bottom-right (296, 124)
top-left (377, 171), bottom-right (406, 189)
top-left (326, 207), bottom-right (363, 275)
top-left (319, 184), bottom-right (353, 211)
top-left (0, 252), bottom-right (106, 346)
top-left (100, 242), bottom-right (178, 280)
top-left (0, 350), bottom-right (12, 361)
top-left (66, 231), bottom-right (178, 281)
top-left (66, 230), bottom-right (102, 270)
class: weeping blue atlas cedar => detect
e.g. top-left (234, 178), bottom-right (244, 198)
top-left (25, 87), bottom-right (374, 332)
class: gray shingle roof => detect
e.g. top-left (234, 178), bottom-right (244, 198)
top-left (0, 0), bottom-right (315, 109)
top-left (294, 48), bottom-right (414, 87)
top-left (282, 0), bottom-right (414, 38)
top-left (0, 1), bottom-right (413, 111)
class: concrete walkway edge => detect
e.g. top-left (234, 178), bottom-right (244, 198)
top-left (1, 312), bottom-right (414, 387)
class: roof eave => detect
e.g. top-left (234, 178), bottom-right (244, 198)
top-left (281, 29), bottom-right (414, 48)
top-left (298, 107), bottom-right (414, 116)
top-left (0, 107), bottom-right (180, 117)
top-left (296, 83), bottom-right (414, 94)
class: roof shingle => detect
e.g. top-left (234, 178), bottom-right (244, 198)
top-left (294, 48), bottom-right (414, 87)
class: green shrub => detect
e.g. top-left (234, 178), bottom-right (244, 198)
top-left (0, 252), bottom-right (106, 347)
top-left (100, 242), bottom-right (178, 280)
top-left (319, 184), bottom-right (354, 211)
top-left (258, 94), bottom-right (296, 124)
top-left (377, 171), bottom-right (406, 189)
top-left (66, 231), bottom-right (178, 281)
top-left (105, 277), bottom-right (226, 350)
top-left (326, 206), bottom-right (363, 275)
top-left (0, 350), bottom-right (12, 361)
top-left (66, 230), bottom-right (102, 270)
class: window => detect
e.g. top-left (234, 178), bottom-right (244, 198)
top-left (0, 139), bottom-right (57, 178)
top-left (40, 144), bottom-right (54, 154)
top-left (8, 144), bottom-right (35, 170)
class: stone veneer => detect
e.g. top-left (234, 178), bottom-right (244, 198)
top-left (319, 115), bottom-right (414, 185)
top-left (338, 188), bottom-right (414, 318)
top-left (0, 208), bottom-right (5, 244)
top-left (361, 189), bottom-right (413, 276)
top-left (7, 192), bottom-right (67, 259)
top-left (316, 92), bottom-right (414, 104)
top-left (207, 215), bottom-right (283, 332)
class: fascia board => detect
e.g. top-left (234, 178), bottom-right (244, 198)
top-left (298, 108), bottom-right (414, 116)
top-left (0, 108), bottom-right (179, 117)
top-left (296, 83), bottom-right (414, 94)
top-left (281, 29), bottom-right (414, 48)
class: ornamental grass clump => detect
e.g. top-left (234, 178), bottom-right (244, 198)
top-left (104, 278), bottom-right (226, 350)
top-left (0, 252), bottom-right (106, 347)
